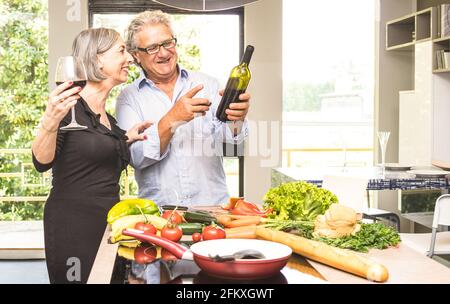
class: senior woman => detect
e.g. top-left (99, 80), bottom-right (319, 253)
top-left (32, 28), bottom-right (151, 284)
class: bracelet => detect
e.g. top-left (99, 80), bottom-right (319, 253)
top-left (40, 119), bottom-right (58, 133)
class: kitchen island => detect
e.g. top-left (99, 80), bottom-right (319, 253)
top-left (88, 225), bottom-right (450, 284)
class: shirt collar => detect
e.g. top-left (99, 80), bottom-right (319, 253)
top-left (134, 64), bottom-right (189, 91)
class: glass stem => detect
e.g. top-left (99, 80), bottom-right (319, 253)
top-left (70, 107), bottom-right (76, 123)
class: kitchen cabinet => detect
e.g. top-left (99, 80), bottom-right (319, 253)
top-left (387, 7), bottom-right (450, 169)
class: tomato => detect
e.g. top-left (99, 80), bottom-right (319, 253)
top-left (202, 225), bottom-right (226, 240)
top-left (161, 224), bottom-right (183, 242)
top-left (161, 210), bottom-right (184, 224)
top-left (134, 222), bottom-right (157, 235)
top-left (134, 245), bottom-right (157, 265)
top-left (161, 248), bottom-right (178, 261)
top-left (192, 232), bottom-right (202, 243)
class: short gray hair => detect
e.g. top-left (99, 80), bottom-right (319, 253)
top-left (125, 10), bottom-right (174, 53)
top-left (72, 28), bottom-right (121, 82)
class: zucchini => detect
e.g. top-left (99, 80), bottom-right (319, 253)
top-left (178, 223), bottom-right (203, 235)
top-left (183, 210), bottom-right (217, 224)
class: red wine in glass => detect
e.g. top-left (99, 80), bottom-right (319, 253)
top-left (55, 56), bottom-right (88, 131)
top-left (55, 80), bottom-right (87, 91)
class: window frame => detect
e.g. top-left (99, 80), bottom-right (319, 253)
top-left (88, 0), bottom-right (245, 196)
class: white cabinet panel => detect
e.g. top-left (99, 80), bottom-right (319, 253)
top-left (432, 72), bottom-right (450, 168)
top-left (399, 41), bottom-right (433, 166)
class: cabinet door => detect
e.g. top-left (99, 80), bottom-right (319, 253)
top-left (432, 71), bottom-right (450, 168)
top-left (399, 41), bottom-right (433, 166)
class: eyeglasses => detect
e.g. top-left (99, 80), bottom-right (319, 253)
top-left (137, 38), bottom-right (177, 55)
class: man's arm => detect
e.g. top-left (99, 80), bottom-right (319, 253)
top-left (116, 95), bottom-right (169, 169)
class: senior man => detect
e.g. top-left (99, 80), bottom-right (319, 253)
top-left (116, 10), bottom-right (250, 206)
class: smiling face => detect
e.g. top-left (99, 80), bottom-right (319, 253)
top-left (133, 23), bottom-right (179, 83)
top-left (97, 36), bottom-right (134, 86)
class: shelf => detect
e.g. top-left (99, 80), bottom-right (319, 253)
top-left (386, 41), bottom-right (415, 51)
top-left (433, 68), bottom-right (450, 73)
top-left (434, 36), bottom-right (450, 43)
top-left (416, 8), bottom-right (432, 41)
top-left (386, 7), bottom-right (434, 51)
top-left (386, 14), bottom-right (415, 50)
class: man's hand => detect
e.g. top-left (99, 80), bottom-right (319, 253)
top-left (167, 84), bottom-right (211, 125)
top-left (220, 90), bottom-right (251, 121)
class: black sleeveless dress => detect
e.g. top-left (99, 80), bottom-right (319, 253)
top-left (33, 98), bottom-right (130, 284)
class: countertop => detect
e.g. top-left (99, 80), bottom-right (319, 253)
top-left (88, 224), bottom-right (450, 284)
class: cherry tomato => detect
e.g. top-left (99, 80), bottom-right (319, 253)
top-left (192, 232), bottom-right (202, 243)
top-left (134, 222), bottom-right (157, 235)
top-left (161, 210), bottom-right (184, 224)
top-left (202, 225), bottom-right (226, 240)
top-left (134, 245), bottom-right (157, 265)
top-left (161, 224), bottom-right (183, 242)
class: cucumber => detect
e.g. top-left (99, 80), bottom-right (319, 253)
top-left (183, 210), bottom-right (217, 224)
top-left (178, 223), bottom-right (203, 235)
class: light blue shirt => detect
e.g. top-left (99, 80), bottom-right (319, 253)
top-left (116, 67), bottom-right (248, 206)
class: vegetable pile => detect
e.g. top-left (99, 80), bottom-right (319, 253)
top-left (263, 181), bottom-right (338, 221)
top-left (314, 222), bottom-right (401, 252)
top-left (262, 181), bottom-right (401, 252)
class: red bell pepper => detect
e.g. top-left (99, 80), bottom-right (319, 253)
top-left (230, 200), bottom-right (272, 217)
top-left (221, 197), bottom-right (243, 210)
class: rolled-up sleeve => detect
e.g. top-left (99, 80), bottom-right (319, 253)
top-left (116, 92), bottom-right (169, 170)
top-left (213, 117), bottom-right (249, 145)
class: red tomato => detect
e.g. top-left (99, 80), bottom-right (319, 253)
top-left (161, 210), bottom-right (184, 224)
top-left (134, 245), bottom-right (157, 265)
top-left (192, 232), bottom-right (202, 243)
top-left (202, 225), bottom-right (226, 240)
top-left (161, 248), bottom-right (178, 261)
top-left (134, 222), bottom-right (157, 235)
top-left (161, 225), bottom-right (183, 242)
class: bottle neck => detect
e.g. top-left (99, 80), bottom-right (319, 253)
top-left (240, 45), bottom-right (254, 66)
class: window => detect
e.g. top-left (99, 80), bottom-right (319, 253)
top-left (89, 1), bottom-right (244, 197)
top-left (0, 0), bottom-right (48, 221)
top-left (282, 0), bottom-right (375, 169)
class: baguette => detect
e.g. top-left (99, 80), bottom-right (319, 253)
top-left (256, 227), bottom-right (389, 282)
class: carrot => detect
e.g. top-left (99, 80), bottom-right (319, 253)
top-left (228, 215), bottom-right (262, 220)
top-left (216, 214), bottom-right (232, 226)
top-left (225, 225), bottom-right (257, 239)
top-left (225, 216), bottom-right (262, 228)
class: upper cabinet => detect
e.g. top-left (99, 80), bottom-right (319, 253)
top-left (386, 5), bottom-right (450, 73)
top-left (386, 8), bottom-right (432, 51)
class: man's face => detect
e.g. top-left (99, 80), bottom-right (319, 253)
top-left (134, 24), bottom-right (178, 82)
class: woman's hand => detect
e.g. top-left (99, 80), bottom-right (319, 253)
top-left (42, 81), bottom-right (82, 132)
top-left (126, 120), bottom-right (153, 144)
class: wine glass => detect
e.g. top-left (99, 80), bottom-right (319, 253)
top-left (377, 131), bottom-right (390, 178)
top-left (55, 56), bottom-right (88, 131)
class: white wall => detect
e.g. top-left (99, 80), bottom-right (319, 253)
top-left (376, 0), bottom-right (416, 232)
top-left (48, 0), bottom-right (88, 89)
top-left (244, 0), bottom-right (283, 203)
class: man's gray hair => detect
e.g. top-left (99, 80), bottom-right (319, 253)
top-left (72, 28), bottom-right (120, 82)
top-left (125, 10), bottom-right (174, 53)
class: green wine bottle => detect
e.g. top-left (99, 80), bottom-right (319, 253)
top-left (216, 45), bottom-right (254, 122)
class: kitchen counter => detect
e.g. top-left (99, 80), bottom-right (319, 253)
top-left (88, 224), bottom-right (450, 284)
top-left (272, 167), bottom-right (450, 190)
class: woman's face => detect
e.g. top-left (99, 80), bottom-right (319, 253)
top-left (98, 37), bottom-right (134, 85)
